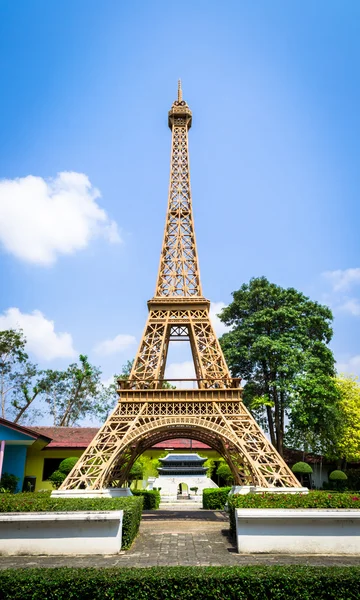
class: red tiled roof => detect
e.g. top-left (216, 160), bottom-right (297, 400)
top-left (30, 426), bottom-right (99, 448)
top-left (28, 428), bottom-right (211, 451)
top-left (152, 439), bottom-right (211, 449)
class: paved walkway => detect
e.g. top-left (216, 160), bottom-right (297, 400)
top-left (1, 508), bottom-right (359, 569)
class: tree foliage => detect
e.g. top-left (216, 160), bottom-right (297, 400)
top-left (331, 376), bottom-right (360, 462)
top-left (216, 460), bottom-right (234, 485)
top-left (219, 277), bottom-right (339, 456)
top-left (42, 355), bottom-right (114, 426)
top-left (0, 328), bottom-right (121, 425)
top-left (0, 329), bottom-right (52, 423)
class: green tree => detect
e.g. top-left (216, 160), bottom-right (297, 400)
top-left (219, 277), bottom-right (339, 456)
top-left (0, 328), bottom-right (51, 423)
top-left (43, 355), bottom-right (113, 426)
top-left (128, 462), bottom-right (144, 489)
top-left (0, 329), bottom-right (28, 418)
top-left (331, 375), bottom-right (360, 463)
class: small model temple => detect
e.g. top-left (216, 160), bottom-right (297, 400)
top-left (157, 454), bottom-right (208, 476)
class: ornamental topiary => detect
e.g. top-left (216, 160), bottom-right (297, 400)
top-left (329, 470), bottom-right (348, 480)
top-left (291, 461), bottom-right (313, 474)
top-left (58, 457), bottom-right (79, 475)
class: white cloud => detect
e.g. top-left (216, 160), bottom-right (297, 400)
top-left (0, 171), bottom-right (121, 265)
top-left (0, 307), bottom-right (76, 360)
top-left (323, 268), bottom-right (360, 291)
top-left (94, 334), bottom-right (136, 356)
top-left (165, 361), bottom-right (196, 389)
top-left (338, 298), bottom-right (360, 316)
top-left (337, 355), bottom-right (360, 378)
top-left (209, 301), bottom-right (229, 337)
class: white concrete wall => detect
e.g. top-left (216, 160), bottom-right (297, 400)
top-left (235, 509), bottom-right (360, 554)
top-left (230, 485), bottom-right (308, 495)
top-left (51, 487), bottom-right (132, 498)
top-left (153, 475), bottom-right (217, 501)
top-left (0, 511), bottom-right (123, 555)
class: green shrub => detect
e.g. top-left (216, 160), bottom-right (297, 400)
top-left (58, 457), bottom-right (79, 475)
top-left (0, 473), bottom-right (19, 494)
top-left (329, 470), bottom-right (348, 480)
top-left (0, 492), bottom-right (143, 549)
top-left (291, 461), bottom-right (313, 474)
top-left (48, 470), bottom-right (66, 489)
top-left (132, 489), bottom-right (160, 509)
top-left (216, 462), bottom-right (235, 484)
top-left (227, 491), bottom-right (360, 535)
top-left (202, 487), bottom-right (231, 509)
top-left (0, 566), bottom-right (360, 599)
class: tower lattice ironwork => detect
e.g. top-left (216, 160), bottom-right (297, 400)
top-left (61, 83), bottom-right (301, 491)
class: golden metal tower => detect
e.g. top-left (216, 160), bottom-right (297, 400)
top-left (61, 83), bottom-right (300, 490)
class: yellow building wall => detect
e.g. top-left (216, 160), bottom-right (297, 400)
top-left (25, 445), bottom-right (84, 491)
top-left (24, 444), bottom-right (221, 492)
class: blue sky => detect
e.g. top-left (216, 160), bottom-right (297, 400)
top-left (1, 1), bottom-right (360, 421)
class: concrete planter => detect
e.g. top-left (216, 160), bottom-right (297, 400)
top-left (235, 508), bottom-right (360, 554)
top-left (51, 487), bottom-right (132, 499)
top-left (230, 486), bottom-right (308, 496)
top-left (0, 510), bottom-right (123, 555)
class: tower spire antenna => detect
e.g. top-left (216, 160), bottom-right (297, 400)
top-left (178, 79), bottom-right (182, 102)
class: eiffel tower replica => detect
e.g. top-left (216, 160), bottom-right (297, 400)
top-left (60, 82), bottom-right (301, 492)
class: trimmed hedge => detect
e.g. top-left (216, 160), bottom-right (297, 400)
top-left (0, 492), bottom-right (143, 549)
top-left (0, 566), bottom-right (360, 599)
top-left (132, 489), bottom-right (160, 509)
top-left (203, 487), bottom-right (231, 509)
top-left (228, 491), bottom-right (360, 535)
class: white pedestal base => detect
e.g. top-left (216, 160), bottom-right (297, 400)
top-left (229, 485), bottom-right (308, 496)
top-left (235, 509), bottom-right (360, 554)
top-left (0, 511), bottom-right (123, 555)
top-left (51, 487), bottom-right (132, 499)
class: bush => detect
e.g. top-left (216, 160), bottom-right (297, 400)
top-left (58, 457), bottom-right (79, 475)
top-left (291, 461), bottom-right (313, 474)
top-left (48, 470), bottom-right (66, 489)
top-left (216, 462), bottom-right (235, 484)
top-left (0, 492), bottom-right (143, 549)
top-left (47, 457), bottom-right (79, 489)
top-left (203, 487), bottom-right (231, 509)
top-left (329, 470), bottom-right (348, 480)
top-left (0, 473), bottom-right (19, 494)
top-left (0, 566), bottom-right (360, 599)
top-left (132, 489), bottom-right (160, 509)
top-left (129, 461), bottom-right (144, 483)
top-left (227, 492), bottom-right (360, 536)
